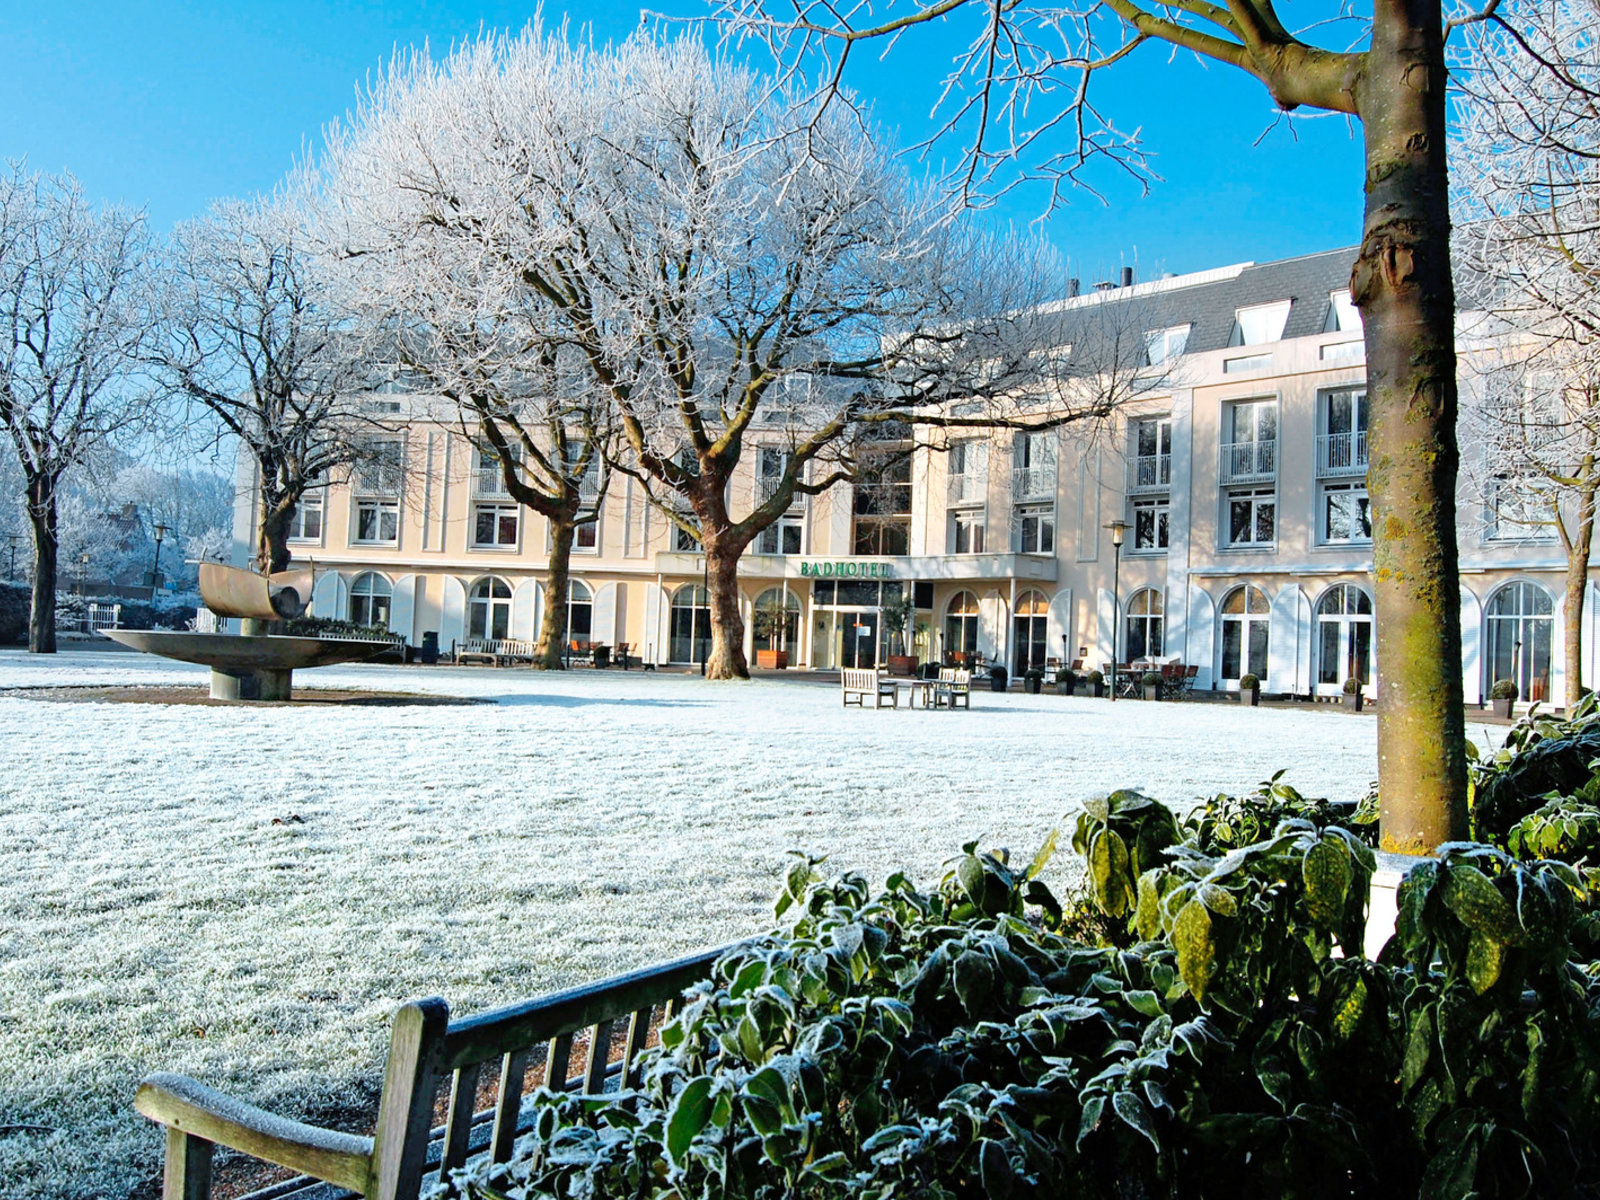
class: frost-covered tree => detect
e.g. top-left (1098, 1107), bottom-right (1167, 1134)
top-left (322, 30), bottom-right (1136, 679)
top-left (152, 195), bottom-right (378, 575)
top-left (0, 164), bottom-right (155, 653)
top-left (1454, 0), bottom-right (1600, 707)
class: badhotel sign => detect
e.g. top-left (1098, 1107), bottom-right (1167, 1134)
top-left (798, 560), bottom-right (895, 579)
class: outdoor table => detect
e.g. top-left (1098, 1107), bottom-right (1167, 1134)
top-left (897, 678), bottom-right (939, 708)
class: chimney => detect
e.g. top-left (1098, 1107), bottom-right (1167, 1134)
top-left (1094, 281), bottom-right (1115, 292)
top-left (1067, 278), bottom-right (1081, 298)
top-left (1120, 266), bottom-right (1135, 288)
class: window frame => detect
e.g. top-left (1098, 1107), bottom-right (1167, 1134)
top-left (1223, 485), bottom-right (1277, 549)
top-left (471, 501), bottom-right (521, 550)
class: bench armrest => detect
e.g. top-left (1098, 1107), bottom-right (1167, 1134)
top-left (136, 1073), bottom-right (374, 1195)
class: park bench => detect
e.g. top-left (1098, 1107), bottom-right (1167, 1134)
top-left (135, 945), bottom-right (727, 1200)
top-left (455, 639), bottom-right (534, 667)
top-left (841, 667), bottom-right (897, 708)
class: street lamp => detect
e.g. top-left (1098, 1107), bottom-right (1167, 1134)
top-left (150, 522), bottom-right (168, 593)
top-left (5, 532), bottom-right (18, 581)
top-left (78, 552), bottom-right (90, 597)
top-left (1104, 519), bottom-right (1127, 701)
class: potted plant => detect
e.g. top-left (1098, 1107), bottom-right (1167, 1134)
top-left (1490, 678), bottom-right (1518, 720)
top-left (751, 604), bottom-right (789, 670)
top-left (989, 664), bottom-right (1009, 692)
top-left (1056, 667), bottom-right (1077, 696)
top-left (1239, 673), bottom-right (1261, 706)
top-left (1342, 676), bottom-right (1363, 711)
top-left (1024, 667), bottom-right (1043, 694)
top-left (1141, 670), bottom-right (1163, 701)
top-left (882, 591), bottom-right (918, 676)
top-left (1087, 669), bottom-right (1105, 698)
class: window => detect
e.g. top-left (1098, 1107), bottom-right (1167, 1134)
top-left (1221, 399), bottom-right (1277, 482)
top-left (354, 440), bottom-right (404, 496)
top-left (287, 492), bottom-right (323, 542)
top-left (1315, 584), bottom-right (1372, 693)
top-left (1487, 473), bottom-right (1555, 541)
top-left (574, 516), bottom-right (599, 553)
top-left (1223, 353), bottom-right (1273, 375)
top-left (1323, 289), bottom-right (1362, 334)
top-left (1128, 417), bottom-right (1171, 491)
top-left (354, 499), bottom-right (399, 544)
top-left (1229, 300), bottom-right (1292, 346)
top-left (475, 445), bottom-right (513, 496)
top-left (953, 510), bottom-right (985, 554)
top-left (1226, 487), bottom-right (1276, 547)
top-left (1014, 503), bottom-right (1055, 555)
top-left (1486, 582), bottom-right (1554, 703)
top-left (473, 503), bottom-right (520, 548)
top-left (1321, 341), bottom-right (1364, 365)
top-left (852, 449), bottom-right (910, 556)
top-left (1318, 389), bottom-right (1369, 476)
top-left (757, 445), bottom-right (793, 508)
top-left (348, 572), bottom-right (392, 628)
top-left (669, 584), bottom-right (711, 664)
top-left (947, 440), bottom-right (988, 505)
top-left (1125, 589), bottom-right (1163, 661)
top-left (1219, 585), bottom-right (1270, 682)
top-left (1132, 495), bottom-right (1169, 552)
top-left (566, 580), bottom-right (592, 646)
top-left (468, 576), bottom-right (512, 641)
top-left (753, 587), bottom-right (801, 653)
top-left (1012, 590), bottom-right (1049, 676)
top-left (1319, 482), bottom-right (1372, 543)
top-left (1144, 325), bottom-right (1191, 366)
top-left (759, 516), bottom-right (804, 555)
top-left (673, 523), bottom-right (700, 552)
top-left (1011, 431), bottom-right (1056, 500)
top-left (945, 591), bottom-right (980, 659)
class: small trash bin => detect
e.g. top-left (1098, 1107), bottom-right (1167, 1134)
top-left (419, 631), bottom-right (440, 665)
top-left (593, 645), bottom-right (611, 669)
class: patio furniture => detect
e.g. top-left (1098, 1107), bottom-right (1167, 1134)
top-left (935, 667), bottom-right (972, 710)
top-left (613, 642), bottom-right (634, 669)
top-left (842, 668), bottom-right (898, 708)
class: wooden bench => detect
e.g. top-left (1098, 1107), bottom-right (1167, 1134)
top-left (841, 667), bottom-right (897, 708)
top-left (935, 668), bottom-right (972, 710)
top-left (135, 946), bottom-right (728, 1200)
top-left (455, 639), bottom-right (534, 667)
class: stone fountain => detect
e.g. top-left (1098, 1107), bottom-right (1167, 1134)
top-left (105, 563), bottom-right (395, 701)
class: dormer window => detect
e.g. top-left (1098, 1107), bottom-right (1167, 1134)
top-left (1323, 289), bottom-right (1362, 334)
top-left (1144, 324), bottom-right (1191, 366)
top-left (1228, 300), bottom-right (1292, 347)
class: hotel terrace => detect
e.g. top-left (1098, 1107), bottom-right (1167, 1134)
top-left (232, 247), bottom-right (1589, 704)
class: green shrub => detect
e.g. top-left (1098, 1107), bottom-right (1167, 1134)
top-left (283, 615), bottom-right (394, 640)
top-left (0, 582), bottom-right (26, 645)
top-left (1470, 694), bottom-right (1600, 845)
top-left (1490, 679), bottom-right (1519, 701)
top-left (1141, 670), bottom-right (1163, 686)
top-left (1055, 668), bottom-right (1077, 687)
top-left (460, 771), bottom-right (1600, 1199)
top-left (1343, 677), bottom-right (1361, 695)
top-left (1086, 669), bottom-right (1104, 685)
top-left (1239, 673), bottom-right (1259, 690)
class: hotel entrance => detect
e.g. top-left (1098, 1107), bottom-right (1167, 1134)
top-left (809, 578), bottom-right (899, 669)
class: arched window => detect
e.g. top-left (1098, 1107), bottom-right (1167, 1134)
top-left (567, 579), bottom-right (593, 646)
top-left (468, 576), bottom-right (513, 641)
top-left (1487, 582), bottom-right (1554, 702)
top-left (349, 572), bottom-right (392, 628)
top-left (945, 591), bottom-right (980, 662)
top-left (1219, 585), bottom-right (1270, 683)
top-left (669, 584), bottom-right (711, 664)
top-left (1315, 584), bottom-right (1373, 693)
top-left (1012, 590), bottom-right (1049, 675)
top-left (753, 587), bottom-right (801, 653)
top-left (1125, 589), bottom-right (1164, 662)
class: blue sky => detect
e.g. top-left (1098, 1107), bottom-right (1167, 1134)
top-left (2, 1), bottom-right (1368, 279)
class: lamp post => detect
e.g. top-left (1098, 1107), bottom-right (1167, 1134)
top-left (1104, 519), bottom-right (1127, 701)
top-left (78, 552), bottom-right (89, 598)
top-left (150, 522), bottom-right (168, 594)
top-left (5, 533), bottom-right (18, 581)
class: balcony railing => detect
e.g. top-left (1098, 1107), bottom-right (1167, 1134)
top-left (1316, 431), bottom-right (1368, 477)
top-left (1126, 453), bottom-right (1171, 495)
top-left (1010, 466), bottom-right (1056, 501)
top-left (948, 472), bottom-right (986, 505)
top-left (475, 467), bottom-right (510, 497)
top-left (1220, 440), bottom-right (1277, 484)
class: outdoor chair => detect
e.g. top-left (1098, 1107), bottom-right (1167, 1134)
top-left (935, 667), bottom-right (972, 710)
top-left (842, 668), bottom-right (898, 708)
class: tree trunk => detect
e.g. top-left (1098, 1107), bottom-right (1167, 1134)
top-left (536, 517), bottom-right (576, 670)
top-left (704, 539), bottom-right (749, 680)
top-left (256, 493), bottom-right (295, 575)
top-left (1563, 477), bottom-right (1596, 709)
top-left (1352, 1), bottom-right (1468, 852)
top-left (25, 474), bottom-right (59, 654)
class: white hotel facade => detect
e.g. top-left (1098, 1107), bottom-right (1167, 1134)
top-left (233, 247), bottom-right (1591, 704)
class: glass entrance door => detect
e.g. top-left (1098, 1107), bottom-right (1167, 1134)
top-left (1315, 585), bottom-right (1373, 696)
top-left (841, 611), bottom-right (879, 669)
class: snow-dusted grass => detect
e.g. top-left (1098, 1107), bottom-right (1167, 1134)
top-left (0, 649), bottom-right (1500, 1200)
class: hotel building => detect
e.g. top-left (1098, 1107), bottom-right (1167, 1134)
top-left (232, 246), bottom-right (1591, 704)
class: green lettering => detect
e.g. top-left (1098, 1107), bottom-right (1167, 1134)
top-left (822, 562), bottom-right (834, 577)
top-left (800, 562), bottom-right (812, 577)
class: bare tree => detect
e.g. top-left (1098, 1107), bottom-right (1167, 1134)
top-left (0, 164), bottom-right (155, 653)
top-left (711, 0), bottom-right (1531, 848)
top-left (323, 29), bottom-right (1148, 678)
top-left (1454, 0), bottom-right (1600, 707)
top-left (152, 194), bottom-right (378, 575)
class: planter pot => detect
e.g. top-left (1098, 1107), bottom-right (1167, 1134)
top-left (1240, 686), bottom-right (1260, 707)
top-left (1025, 676), bottom-right (1042, 694)
top-left (989, 671), bottom-right (1009, 693)
top-left (1057, 681), bottom-right (1075, 697)
top-left (1092, 682), bottom-right (1105, 698)
top-left (887, 654), bottom-right (918, 677)
top-left (1492, 697), bottom-right (1514, 719)
top-left (755, 649), bottom-right (789, 670)
top-left (1343, 690), bottom-right (1364, 712)
top-left (1143, 684), bottom-right (1160, 702)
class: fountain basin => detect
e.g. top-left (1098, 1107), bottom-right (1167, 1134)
top-left (104, 630), bottom-right (396, 700)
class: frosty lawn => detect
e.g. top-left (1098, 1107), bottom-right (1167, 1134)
top-left (0, 650), bottom-right (1497, 1200)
